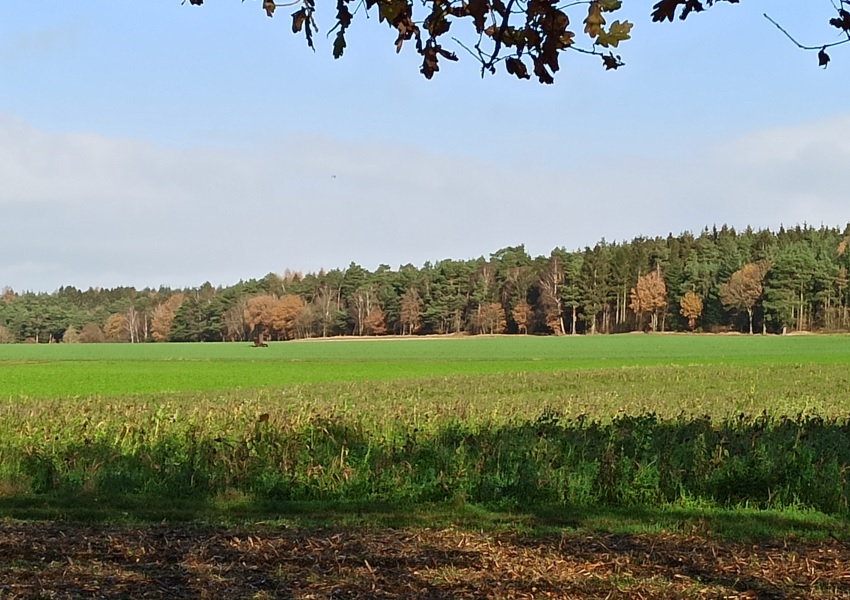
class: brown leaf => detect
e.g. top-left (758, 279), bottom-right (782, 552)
top-left (532, 55), bottom-right (554, 84)
top-left (424, 10), bottom-right (451, 37)
top-left (829, 9), bottom-right (850, 31)
top-left (602, 52), bottom-right (624, 70)
top-left (584, 1), bottom-right (605, 37)
top-left (437, 47), bottom-right (458, 61)
top-left (292, 8), bottom-right (307, 33)
top-left (336, 0), bottom-right (353, 29)
top-left (818, 47), bottom-right (830, 68)
top-left (505, 57), bottom-right (530, 79)
top-left (263, 0), bottom-right (276, 17)
top-left (420, 46), bottom-right (439, 78)
top-left (333, 30), bottom-right (347, 58)
top-left (465, 0), bottom-right (489, 32)
top-left (651, 0), bottom-right (680, 22)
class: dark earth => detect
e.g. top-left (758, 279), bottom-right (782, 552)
top-left (1, 522), bottom-right (849, 598)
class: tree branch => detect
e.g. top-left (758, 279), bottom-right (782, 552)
top-left (764, 12), bottom-right (850, 51)
top-left (482, 0), bottom-right (517, 74)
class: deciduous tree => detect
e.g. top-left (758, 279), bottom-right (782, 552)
top-left (538, 253), bottom-right (565, 335)
top-left (470, 302), bottom-right (506, 334)
top-left (679, 291), bottom-right (703, 331)
top-left (78, 323), bottom-right (105, 343)
top-left (222, 295), bottom-right (249, 341)
top-left (629, 269), bottom-right (667, 332)
top-left (270, 294), bottom-right (307, 340)
top-left (511, 300), bottom-right (533, 334)
top-left (311, 283), bottom-right (346, 338)
top-left (243, 295), bottom-right (276, 339)
top-left (349, 286), bottom-right (383, 336)
top-left (719, 262), bottom-right (767, 334)
top-left (62, 326), bottom-right (80, 344)
top-left (104, 314), bottom-right (129, 342)
top-left (151, 294), bottom-right (185, 342)
top-left (399, 287), bottom-right (424, 335)
top-left (363, 306), bottom-right (388, 336)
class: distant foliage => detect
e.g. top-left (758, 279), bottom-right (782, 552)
top-left (630, 270), bottom-right (667, 332)
top-left (104, 314), bottom-right (129, 342)
top-left (399, 288), bottom-right (423, 335)
top-left (0, 324), bottom-right (14, 344)
top-left (679, 291), bottom-right (703, 330)
top-left (62, 326), bottom-right (80, 344)
top-left (719, 262), bottom-right (768, 334)
top-left (2, 224), bottom-right (850, 342)
top-left (511, 300), bottom-right (533, 334)
top-left (152, 294), bottom-right (185, 342)
top-left (78, 323), bottom-right (105, 344)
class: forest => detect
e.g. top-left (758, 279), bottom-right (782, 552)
top-left (2, 223), bottom-right (849, 343)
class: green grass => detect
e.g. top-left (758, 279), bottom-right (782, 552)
top-left (1, 334), bottom-right (850, 540)
top-left (0, 493), bottom-right (843, 542)
top-left (1, 334), bottom-right (849, 399)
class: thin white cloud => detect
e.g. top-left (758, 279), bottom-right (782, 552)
top-left (1, 113), bottom-right (848, 292)
top-left (0, 25), bottom-right (79, 65)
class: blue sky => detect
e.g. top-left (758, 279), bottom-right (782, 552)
top-left (1, 1), bottom-right (848, 292)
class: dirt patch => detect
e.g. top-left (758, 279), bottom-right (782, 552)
top-left (0, 523), bottom-right (848, 598)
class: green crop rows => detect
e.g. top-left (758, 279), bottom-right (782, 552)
top-left (1, 335), bottom-right (850, 520)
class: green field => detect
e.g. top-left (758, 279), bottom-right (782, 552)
top-left (2, 334), bottom-right (849, 399)
top-left (1, 334), bottom-right (850, 539)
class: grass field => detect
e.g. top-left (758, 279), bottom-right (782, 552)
top-left (2, 334), bottom-right (849, 399)
top-left (3, 335), bottom-right (850, 597)
top-left (1, 334), bottom-right (849, 512)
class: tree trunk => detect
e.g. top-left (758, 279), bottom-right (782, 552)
top-left (747, 308), bottom-right (753, 335)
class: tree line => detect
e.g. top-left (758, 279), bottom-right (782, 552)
top-left (2, 223), bottom-right (849, 344)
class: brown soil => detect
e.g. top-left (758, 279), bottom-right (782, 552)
top-left (1, 523), bottom-right (849, 599)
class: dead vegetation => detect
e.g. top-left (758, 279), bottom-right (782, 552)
top-left (0, 522), bottom-right (849, 598)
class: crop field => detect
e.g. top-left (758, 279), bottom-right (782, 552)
top-left (2, 333), bottom-right (849, 398)
top-left (3, 334), bottom-right (850, 598)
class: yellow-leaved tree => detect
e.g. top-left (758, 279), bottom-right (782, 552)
top-left (630, 269), bottom-right (667, 332)
top-left (679, 291), bottom-right (703, 331)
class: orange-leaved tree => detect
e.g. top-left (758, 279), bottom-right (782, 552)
top-left (630, 269), bottom-right (667, 332)
top-left (511, 300), bottom-right (533, 334)
top-left (270, 294), bottom-right (307, 340)
top-left (363, 306), bottom-right (388, 336)
top-left (151, 293), bottom-right (186, 342)
top-left (244, 294), bottom-right (277, 340)
top-left (679, 291), bottom-right (703, 331)
top-left (104, 314), bottom-right (128, 342)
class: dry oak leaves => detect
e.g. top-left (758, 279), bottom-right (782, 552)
top-left (186, 0), bottom-right (850, 81)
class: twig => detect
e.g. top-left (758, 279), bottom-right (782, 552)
top-left (452, 37), bottom-right (481, 62)
top-left (764, 12), bottom-right (850, 51)
top-left (482, 0), bottom-right (517, 73)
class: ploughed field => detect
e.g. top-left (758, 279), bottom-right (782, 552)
top-left (1, 334), bottom-right (850, 598)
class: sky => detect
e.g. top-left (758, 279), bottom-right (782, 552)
top-left (1, 1), bottom-right (848, 292)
